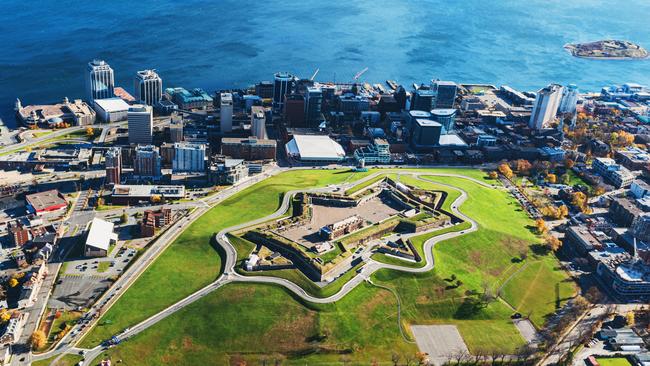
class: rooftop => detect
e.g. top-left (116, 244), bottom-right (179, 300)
top-left (86, 217), bottom-right (117, 251)
top-left (94, 97), bottom-right (130, 112)
top-left (112, 184), bottom-right (185, 198)
top-left (26, 190), bottom-right (66, 211)
top-left (285, 135), bottom-right (346, 161)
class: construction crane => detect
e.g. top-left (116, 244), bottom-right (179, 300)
top-left (310, 68), bottom-right (319, 81)
top-left (353, 67), bottom-right (368, 82)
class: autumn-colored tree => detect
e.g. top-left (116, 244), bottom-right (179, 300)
top-left (0, 309), bottom-right (10, 323)
top-left (564, 159), bottom-right (575, 169)
top-left (546, 174), bottom-right (557, 184)
top-left (515, 159), bottom-right (532, 175)
top-left (498, 163), bottom-right (513, 179)
top-left (545, 235), bottom-right (562, 251)
top-left (572, 191), bottom-right (587, 207)
top-left (85, 127), bottom-right (95, 137)
top-left (594, 186), bottom-right (606, 196)
top-left (535, 218), bottom-right (548, 235)
top-left (626, 311), bottom-right (635, 326)
top-left (150, 194), bottom-right (162, 203)
top-left (30, 330), bottom-right (47, 349)
top-left (488, 171), bottom-right (498, 179)
top-left (559, 205), bottom-right (569, 218)
top-left (8, 278), bottom-right (18, 288)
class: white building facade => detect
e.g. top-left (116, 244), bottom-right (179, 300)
top-left (529, 84), bottom-right (563, 130)
top-left (85, 59), bottom-right (115, 104)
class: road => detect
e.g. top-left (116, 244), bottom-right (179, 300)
top-left (31, 169), bottom-right (494, 366)
top-left (0, 122), bottom-right (126, 155)
top-left (29, 166), bottom-right (284, 365)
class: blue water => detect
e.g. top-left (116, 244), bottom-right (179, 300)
top-left (1, 0), bottom-right (650, 127)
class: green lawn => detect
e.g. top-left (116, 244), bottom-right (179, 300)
top-left (595, 357), bottom-right (632, 366)
top-left (501, 260), bottom-right (576, 326)
top-left (80, 169), bottom-right (371, 347)
top-left (97, 262), bottom-right (110, 273)
top-left (32, 354), bottom-right (83, 366)
top-left (81, 168), bottom-right (574, 363)
top-left (344, 175), bottom-right (385, 195)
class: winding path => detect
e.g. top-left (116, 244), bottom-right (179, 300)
top-left (38, 169), bottom-right (495, 366)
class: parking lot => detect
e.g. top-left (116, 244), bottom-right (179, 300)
top-left (411, 325), bottom-right (469, 366)
top-left (49, 246), bottom-right (136, 310)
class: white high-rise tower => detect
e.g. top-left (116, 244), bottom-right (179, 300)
top-left (529, 84), bottom-right (563, 130)
top-left (85, 59), bottom-right (115, 104)
top-left (134, 70), bottom-right (163, 106)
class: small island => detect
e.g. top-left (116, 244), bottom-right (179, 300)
top-left (564, 39), bottom-right (648, 59)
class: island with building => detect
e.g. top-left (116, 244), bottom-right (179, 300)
top-left (564, 40), bottom-right (649, 59)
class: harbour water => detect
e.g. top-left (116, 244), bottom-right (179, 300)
top-left (1, 0), bottom-right (649, 127)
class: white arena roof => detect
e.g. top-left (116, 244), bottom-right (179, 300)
top-left (285, 135), bottom-right (346, 161)
top-left (94, 97), bottom-right (130, 112)
top-left (86, 217), bottom-right (117, 251)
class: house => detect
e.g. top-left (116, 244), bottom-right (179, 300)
top-left (85, 218), bottom-right (118, 257)
top-left (0, 312), bottom-right (25, 346)
top-left (139, 208), bottom-right (172, 237)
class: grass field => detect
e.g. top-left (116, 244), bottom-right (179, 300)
top-left (82, 168), bottom-right (574, 363)
top-left (80, 169), bottom-right (371, 347)
top-left (32, 354), bottom-right (83, 366)
top-left (595, 358), bottom-right (632, 366)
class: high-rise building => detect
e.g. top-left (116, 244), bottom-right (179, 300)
top-left (134, 145), bottom-right (161, 178)
top-left (251, 106), bottom-right (267, 139)
top-left (85, 60), bottom-right (115, 104)
top-left (170, 115), bottom-right (183, 143)
top-left (273, 72), bottom-right (295, 112)
top-left (529, 84), bottom-right (563, 130)
top-left (559, 84), bottom-right (579, 114)
top-left (172, 142), bottom-right (206, 172)
top-left (220, 92), bottom-right (233, 133)
top-left (410, 89), bottom-right (435, 111)
top-left (411, 119), bottom-right (442, 151)
top-left (284, 94), bottom-right (306, 127)
top-left (134, 70), bottom-right (162, 106)
top-left (432, 80), bottom-right (457, 108)
top-left (431, 109), bottom-right (457, 134)
top-left (305, 87), bottom-right (323, 128)
top-left (105, 147), bottom-right (122, 185)
top-left (255, 81), bottom-right (274, 99)
top-left (128, 105), bottom-right (153, 145)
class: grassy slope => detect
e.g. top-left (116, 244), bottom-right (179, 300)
top-left (422, 176), bottom-right (576, 327)
top-left (32, 354), bottom-right (83, 366)
top-left (84, 168), bottom-right (574, 364)
top-left (80, 169), bottom-right (370, 347)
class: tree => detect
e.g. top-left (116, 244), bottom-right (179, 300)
top-left (559, 205), bottom-right (569, 218)
top-left (0, 309), bottom-right (10, 323)
top-left (560, 173), bottom-right (570, 185)
top-left (585, 286), bottom-right (602, 304)
top-left (594, 185), bottom-right (606, 196)
top-left (565, 158), bottom-right (575, 169)
top-left (488, 171), bottom-right (498, 179)
top-left (30, 330), bottom-right (47, 349)
top-left (545, 235), bottom-right (562, 251)
top-left (535, 218), bottom-right (548, 235)
top-left (498, 163), bottom-right (513, 179)
top-left (546, 173), bottom-right (557, 184)
top-left (8, 278), bottom-right (18, 288)
top-left (120, 211), bottom-right (129, 224)
top-left (85, 127), bottom-right (95, 137)
top-left (150, 194), bottom-right (162, 203)
top-left (515, 159), bottom-right (532, 175)
top-left (626, 311), bottom-right (635, 326)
